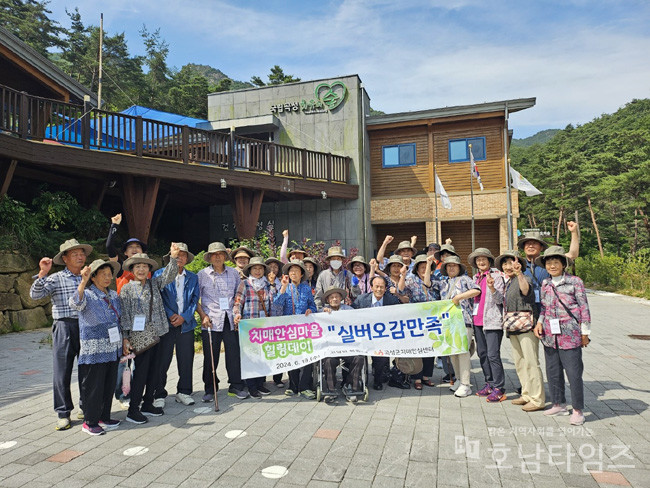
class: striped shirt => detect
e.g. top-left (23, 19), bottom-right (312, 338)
top-left (198, 265), bottom-right (241, 331)
top-left (69, 285), bottom-right (121, 365)
top-left (30, 268), bottom-right (82, 319)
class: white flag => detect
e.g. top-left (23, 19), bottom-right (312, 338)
top-left (435, 173), bottom-right (452, 209)
top-left (470, 147), bottom-right (484, 191)
top-left (510, 167), bottom-right (542, 196)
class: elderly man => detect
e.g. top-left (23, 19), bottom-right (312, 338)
top-left (30, 238), bottom-right (92, 431)
top-left (353, 276), bottom-right (401, 391)
top-left (153, 243), bottom-right (200, 408)
top-left (314, 246), bottom-right (352, 309)
top-left (376, 235), bottom-right (418, 273)
top-left (197, 242), bottom-right (249, 401)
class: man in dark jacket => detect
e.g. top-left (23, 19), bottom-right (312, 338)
top-left (353, 276), bottom-right (400, 390)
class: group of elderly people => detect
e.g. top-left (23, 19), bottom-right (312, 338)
top-left (31, 216), bottom-right (591, 435)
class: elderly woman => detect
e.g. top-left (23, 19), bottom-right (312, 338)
top-left (348, 256), bottom-right (376, 301)
top-left (534, 246), bottom-right (591, 425)
top-left (400, 254), bottom-right (439, 389)
top-left (495, 250), bottom-right (545, 412)
top-left (274, 260), bottom-right (317, 399)
top-left (233, 257), bottom-right (276, 399)
top-left (120, 244), bottom-right (179, 424)
top-left (469, 248), bottom-right (507, 403)
top-left (69, 259), bottom-right (122, 436)
top-left (320, 286), bottom-right (365, 403)
top-left (231, 246), bottom-right (255, 279)
top-left (439, 256), bottom-right (481, 397)
top-left (264, 256), bottom-right (285, 388)
top-left (384, 255), bottom-right (410, 303)
top-left (303, 256), bottom-right (321, 294)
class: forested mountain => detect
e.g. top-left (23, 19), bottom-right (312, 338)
top-left (511, 129), bottom-right (560, 148)
top-left (510, 99), bottom-right (650, 256)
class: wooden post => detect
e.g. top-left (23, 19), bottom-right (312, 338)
top-left (181, 126), bottom-right (189, 164)
top-left (121, 175), bottom-right (160, 243)
top-left (135, 116), bottom-right (143, 157)
top-left (301, 148), bottom-right (307, 179)
top-left (587, 196), bottom-right (604, 258)
top-left (19, 92), bottom-right (28, 138)
top-left (0, 159), bottom-right (18, 197)
top-left (150, 192), bottom-right (169, 239)
top-left (81, 98), bottom-right (91, 149)
top-left (326, 153), bottom-right (332, 182)
top-left (269, 143), bottom-right (276, 176)
top-left (228, 130), bottom-right (235, 170)
top-left (231, 188), bottom-right (265, 239)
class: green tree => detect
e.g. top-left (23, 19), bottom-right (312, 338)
top-left (140, 25), bottom-right (170, 109)
top-left (167, 65), bottom-right (233, 119)
top-left (0, 0), bottom-right (65, 54)
top-left (251, 65), bottom-right (300, 87)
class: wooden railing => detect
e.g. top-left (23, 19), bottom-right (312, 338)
top-left (0, 84), bottom-right (351, 183)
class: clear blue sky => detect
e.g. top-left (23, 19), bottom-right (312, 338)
top-left (45, 0), bottom-right (650, 138)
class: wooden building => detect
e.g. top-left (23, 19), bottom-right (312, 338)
top-left (367, 98), bottom-right (535, 266)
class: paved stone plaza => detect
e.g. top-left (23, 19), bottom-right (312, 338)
top-left (0, 292), bottom-right (648, 488)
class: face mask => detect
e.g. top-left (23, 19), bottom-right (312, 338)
top-left (330, 260), bottom-right (342, 270)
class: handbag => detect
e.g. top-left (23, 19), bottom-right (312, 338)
top-left (502, 279), bottom-right (534, 333)
top-left (129, 280), bottom-right (160, 355)
top-left (395, 357), bottom-right (423, 375)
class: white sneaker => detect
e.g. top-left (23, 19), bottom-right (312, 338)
top-left (153, 398), bottom-right (165, 408)
top-left (175, 393), bottom-right (195, 406)
top-left (449, 382), bottom-right (459, 392)
top-left (454, 384), bottom-right (472, 398)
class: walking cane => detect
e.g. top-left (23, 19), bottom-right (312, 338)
top-left (206, 326), bottom-right (220, 412)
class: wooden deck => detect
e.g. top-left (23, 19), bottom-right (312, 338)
top-left (0, 84), bottom-right (357, 200)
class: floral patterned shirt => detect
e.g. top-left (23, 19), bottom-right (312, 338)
top-left (539, 273), bottom-right (591, 350)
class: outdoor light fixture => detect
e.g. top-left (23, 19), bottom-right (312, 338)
top-left (220, 178), bottom-right (227, 189)
top-left (321, 191), bottom-right (327, 199)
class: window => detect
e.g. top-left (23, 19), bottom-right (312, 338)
top-left (448, 137), bottom-right (486, 163)
top-left (382, 143), bottom-right (416, 168)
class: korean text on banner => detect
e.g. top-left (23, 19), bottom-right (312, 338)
top-left (238, 300), bottom-right (468, 379)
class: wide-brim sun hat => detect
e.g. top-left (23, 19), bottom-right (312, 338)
top-left (325, 246), bottom-right (345, 260)
top-left (468, 248), bottom-right (495, 269)
top-left (395, 240), bottom-right (417, 255)
top-left (88, 259), bottom-right (121, 280)
top-left (53, 239), bottom-right (93, 266)
top-left (495, 250), bottom-right (528, 272)
top-left (322, 286), bottom-right (348, 303)
top-left (288, 245), bottom-right (306, 258)
top-left (440, 255), bottom-right (467, 276)
top-left (303, 256), bottom-right (321, 276)
top-left (434, 243), bottom-right (459, 261)
top-left (411, 254), bottom-right (434, 275)
top-left (231, 245), bottom-right (256, 260)
top-left (163, 242), bottom-right (195, 264)
top-left (534, 245), bottom-right (568, 268)
top-left (517, 232), bottom-right (549, 252)
top-left (282, 259), bottom-right (307, 280)
top-left (347, 255), bottom-right (370, 274)
top-left (203, 242), bottom-right (230, 262)
top-left (243, 256), bottom-right (269, 277)
top-left (265, 257), bottom-right (282, 269)
top-left (386, 254), bottom-right (405, 270)
top-left (123, 253), bottom-right (159, 272)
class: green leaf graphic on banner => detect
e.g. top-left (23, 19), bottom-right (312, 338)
top-left (432, 340), bottom-right (443, 349)
top-left (442, 345), bottom-right (452, 355)
top-left (444, 328), bottom-right (453, 345)
top-left (462, 333), bottom-right (468, 350)
top-left (454, 333), bottom-right (462, 351)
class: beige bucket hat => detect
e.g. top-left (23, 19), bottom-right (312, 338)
top-left (440, 255), bottom-right (467, 276)
top-left (53, 239), bottom-right (93, 265)
top-left (322, 286), bottom-right (348, 303)
top-left (395, 240), bottom-right (417, 255)
top-left (163, 242), bottom-right (195, 264)
top-left (282, 259), bottom-right (307, 280)
top-left (517, 231), bottom-right (549, 251)
top-left (325, 246), bottom-right (345, 260)
top-left (347, 255), bottom-right (370, 274)
top-left (203, 242), bottom-right (230, 262)
top-left (495, 250), bottom-right (528, 272)
top-left (534, 245), bottom-right (568, 268)
top-left (123, 253), bottom-right (159, 272)
top-left (468, 248), bottom-right (495, 269)
top-left (243, 256), bottom-right (269, 277)
top-left (88, 259), bottom-right (121, 279)
top-left (434, 243), bottom-right (459, 261)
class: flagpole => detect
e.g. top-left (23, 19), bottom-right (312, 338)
top-left (434, 165), bottom-right (439, 243)
top-left (504, 104), bottom-right (513, 248)
top-left (469, 144), bottom-right (475, 251)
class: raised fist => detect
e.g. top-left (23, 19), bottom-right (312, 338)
top-left (111, 213), bottom-right (122, 225)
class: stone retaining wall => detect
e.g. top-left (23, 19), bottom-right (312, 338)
top-left (0, 251), bottom-right (51, 333)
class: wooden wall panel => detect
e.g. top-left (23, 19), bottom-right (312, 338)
top-left (369, 117), bottom-right (506, 197)
top-left (369, 126), bottom-right (429, 197)
top-left (433, 117), bottom-right (505, 192)
top-left (440, 218), bottom-right (500, 270)
top-left (373, 222), bottom-right (427, 256)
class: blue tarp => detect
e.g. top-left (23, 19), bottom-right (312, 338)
top-left (44, 105), bottom-right (208, 150)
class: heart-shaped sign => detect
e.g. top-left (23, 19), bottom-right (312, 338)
top-left (315, 81), bottom-right (348, 111)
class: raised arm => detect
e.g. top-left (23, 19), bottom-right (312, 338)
top-left (106, 213), bottom-right (122, 262)
top-left (375, 235), bottom-right (394, 265)
top-left (565, 221), bottom-right (580, 260)
top-left (279, 229), bottom-right (289, 263)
